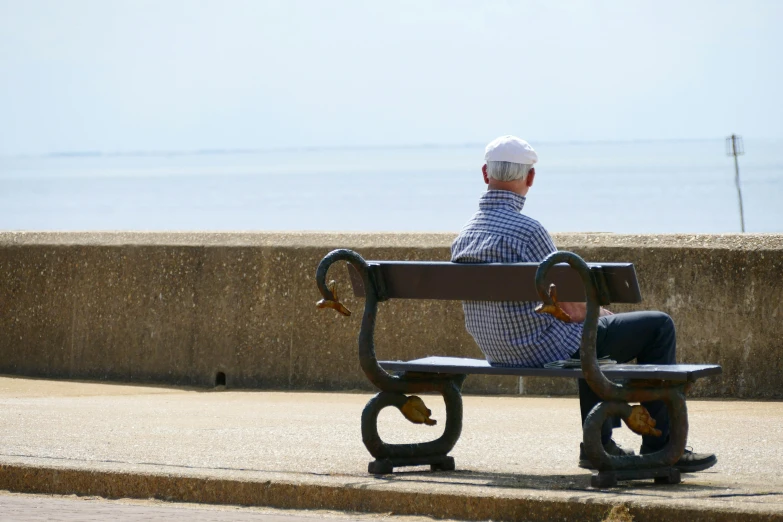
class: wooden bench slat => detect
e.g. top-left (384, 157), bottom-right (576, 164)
top-left (348, 261), bottom-right (642, 303)
top-left (380, 356), bottom-right (722, 381)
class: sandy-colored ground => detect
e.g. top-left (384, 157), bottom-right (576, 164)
top-left (1, 376), bottom-right (781, 521)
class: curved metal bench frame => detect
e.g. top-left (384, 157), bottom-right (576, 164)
top-left (315, 249), bottom-right (702, 486)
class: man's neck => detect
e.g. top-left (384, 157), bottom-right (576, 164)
top-left (487, 179), bottom-right (529, 197)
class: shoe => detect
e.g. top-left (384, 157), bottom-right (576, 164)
top-left (578, 439), bottom-right (635, 469)
top-left (641, 444), bottom-right (718, 473)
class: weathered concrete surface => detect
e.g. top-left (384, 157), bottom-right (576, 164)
top-left (0, 490), bottom-right (463, 521)
top-left (0, 232), bottom-right (781, 397)
top-left (0, 376), bottom-right (782, 521)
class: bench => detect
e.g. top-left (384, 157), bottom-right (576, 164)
top-left (315, 249), bottom-right (722, 487)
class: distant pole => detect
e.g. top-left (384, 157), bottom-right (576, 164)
top-left (726, 134), bottom-right (745, 232)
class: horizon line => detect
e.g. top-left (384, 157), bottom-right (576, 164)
top-left (2, 136), bottom-right (779, 160)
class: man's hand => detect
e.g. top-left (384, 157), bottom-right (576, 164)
top-left (555, 303), bottom-right (612, 323)
top-left (559, 302), bottom-right (586, 323)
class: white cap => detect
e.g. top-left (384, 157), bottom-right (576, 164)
top-left (484, 135), bottom-right (538, 165)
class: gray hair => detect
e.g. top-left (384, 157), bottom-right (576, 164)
top-left (486, 161), bottom-right (533, 181)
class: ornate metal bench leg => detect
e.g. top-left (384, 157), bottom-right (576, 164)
top-left (360, 379), bottom-right (463, 474)
top-left (315, 250), bottom-right (467, 475)
top-left (583, 395), bottom-right (688, 487)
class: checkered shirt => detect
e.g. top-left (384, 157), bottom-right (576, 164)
top-left (451, 190), bottom-right (582, 367)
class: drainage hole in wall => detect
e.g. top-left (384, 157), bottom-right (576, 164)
top-left (215, 372), bottom-right (226, 387)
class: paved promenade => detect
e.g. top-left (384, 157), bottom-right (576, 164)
top-left (0, 491), bottom-right (456, 521)
top-left (0, 376), bottom-right (782, 521)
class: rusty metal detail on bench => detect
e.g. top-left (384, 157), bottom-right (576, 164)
top-left (535, 251), bottom-right (688, 487)
top-left (316, 249), bottom-right (465, 474)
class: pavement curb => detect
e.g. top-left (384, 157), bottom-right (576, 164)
top-left (1, 463), bottom-right (781, 522)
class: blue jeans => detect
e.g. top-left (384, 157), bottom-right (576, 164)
top-left (574, 311), bottom-right (676, 450)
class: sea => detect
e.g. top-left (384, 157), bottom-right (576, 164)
top-left (1, 139), bottom-right (781, 234)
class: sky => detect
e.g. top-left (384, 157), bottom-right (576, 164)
top-left (0, 0), bottom-right (781, 156)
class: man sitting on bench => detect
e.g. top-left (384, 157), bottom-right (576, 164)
top-left (451, 135), bottom-right (716, 473)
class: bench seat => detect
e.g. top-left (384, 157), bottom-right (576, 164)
top-left (380, 356), bottom-right (722, 382)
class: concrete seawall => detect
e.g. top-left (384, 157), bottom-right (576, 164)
top-left (1, 232), bottom-right (781, 398)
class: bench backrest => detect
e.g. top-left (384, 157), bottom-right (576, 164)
top-left (348, 261), bottom-right (642, 304)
